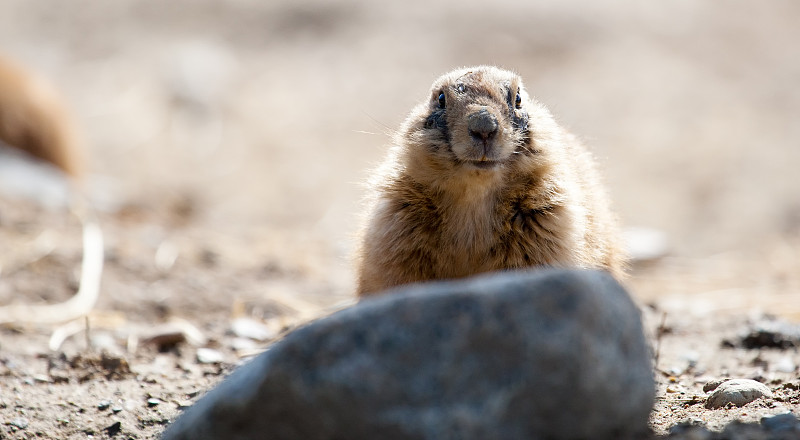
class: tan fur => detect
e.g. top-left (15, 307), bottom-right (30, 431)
top-left (0, 55), bottom-right (82, 176)
top-left (356, 66), bottom-right (626, 296)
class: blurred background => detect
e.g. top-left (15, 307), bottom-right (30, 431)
top-left (1, 0), bottom-right (799, 319)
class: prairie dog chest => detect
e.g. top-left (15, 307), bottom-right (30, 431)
top-left (429, 178), bottom-right (506, 272)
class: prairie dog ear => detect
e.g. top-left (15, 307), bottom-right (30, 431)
top-left (0, 55), bottom-right (83, 177)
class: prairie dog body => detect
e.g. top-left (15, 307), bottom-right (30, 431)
top-left (356, 66), bottom-right (625, 296)
top-left (0, 55), bottom-right (82, 176)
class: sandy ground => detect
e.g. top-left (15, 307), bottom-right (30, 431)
top-left (1, 1), bottom-right (799, 438)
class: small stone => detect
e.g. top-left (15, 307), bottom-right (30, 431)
top-left (738, 320), bottom-right (800, 349)
top-left (681, 350), bottom-right (700, 365)
top-left (782, 382), bottom-right (800, 391)
top-left (705, 379), bottom-right (773, 409)
top-left (230, 318), bottom-right (276, 342)
top-left (147, 398), bottom-right (161, 407)
top-left (230, 337), bottom-right (258, 351)
top-left (196, 348), bottom-right (225, 364)
top-left (702, 378), bottom-right (731, 393)
top-left (774, 357), bottom-right (796, 373)
top-left (623, 226), bottom-right (668, 262)
top-left (9, 417), bottom-right (29, 430)
top-left (97, 400), bottom-right (112, 410)
top-left (668, 420), bottom-right (710, 438)
top-left (761, 412), bottom-right (800, 432)
top-left (141, 327), bottom-right (186, 349)
top-left (111, 406), bottom-right (123, 413)
top-left (142, 318), bottom-right (207, 348)
top-left (90, 332), bottom-right (120, 352)
top-left (104, 421), bottom-right (122, 436)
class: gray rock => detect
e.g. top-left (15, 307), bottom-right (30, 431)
top-left (705, 379), bottom-right (773, 409)
top-left (162, 269), bottom-right (655, 440)
top-left (761, 413), bottom-right (800, 433)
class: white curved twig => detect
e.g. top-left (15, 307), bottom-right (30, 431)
top-left (0, 209), bottom-right (104, 325)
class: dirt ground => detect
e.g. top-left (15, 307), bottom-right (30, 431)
top-left (1, 1), bottom-right (799, 438)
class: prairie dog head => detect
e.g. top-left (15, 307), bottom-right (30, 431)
top-left (398, 66), bottom-right (548, 184)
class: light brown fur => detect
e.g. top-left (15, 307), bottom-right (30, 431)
top-left (0, 55), bottom-right (82, 177)
top-left (356, 66), bottom-right (625, 296)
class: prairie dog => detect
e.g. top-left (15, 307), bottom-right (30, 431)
top-left (356, 66), bottom-right (625, 296)
top-left (0, 55), bottom-right (82, 177)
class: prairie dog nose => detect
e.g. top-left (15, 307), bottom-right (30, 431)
top-left (467, 109), bottom-right (498, 141)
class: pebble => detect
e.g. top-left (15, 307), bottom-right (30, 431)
top-left (143, 319), bottom-right (208, 348)
top-left (97, 400), bottom-right (112, 410)
top-left (230, 337), bottom-right (259, 351)
top-left (104, 421), bottom-right (122, 436)
top-left (702, 378), bottom-right (731, 393)
top-left (196, 348), bottom-right (225, 364)
top-left (230, 317), bottom-right (276, 341)
top-left (90, 332), bottom-right (119, 352)
top-left (667, 420), bottom-right (708, 436)
top-left (147, 398), bottom-right (161, 407)
top-left (9, 417), bottom-right (29, 430)
top-left (705, 379), bottom-right (773, 409)
top-left (623, 226), bottom-right (668, 262)
top-left (737, 320), bottom-right (800, 349)
top-left (774, 357), bottom-right (796, 373)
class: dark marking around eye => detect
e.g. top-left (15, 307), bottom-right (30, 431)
top-left (424, 108), bottom-right (451, 149)
top-left (511, 100), bottom-right (531, 152)
top-left (507, 88), bottom-right (528, 137)
top-left (512, 110), bottom-right (529, 135)
top-left (425, 108), bottom-right (446, 129)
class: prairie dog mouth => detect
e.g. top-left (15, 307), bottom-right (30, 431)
top-left (466, 159), bottom-right (501, 169)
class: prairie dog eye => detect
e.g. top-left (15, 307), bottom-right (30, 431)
top-left (438, 92), bottom-right (446, 109)
top-left (515, 92), bottom-right (522, 109)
